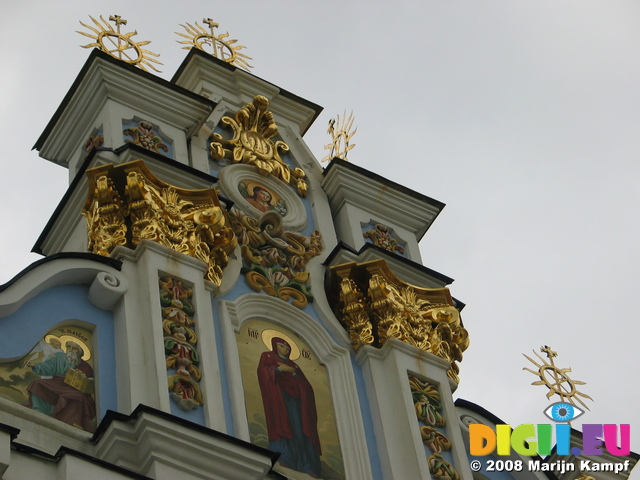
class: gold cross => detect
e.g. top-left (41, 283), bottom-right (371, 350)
top-left (108, 15), bottom-right (127, 34)
top-left (203, 18), bottom-right (219, 34)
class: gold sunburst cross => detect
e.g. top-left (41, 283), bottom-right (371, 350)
top-left (523, 345), bottom-right (593, 411)
top-left (176, 18), bottom-right (252, 71)
top-left (77, 15), bottom-right (162, 72)
top-left (322, 111), bottom-right (357, 162)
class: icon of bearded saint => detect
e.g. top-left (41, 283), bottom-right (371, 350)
top-left (24, 341), bottom-right (96, 432)
top-left (257, 337), bottom-right (322, 478)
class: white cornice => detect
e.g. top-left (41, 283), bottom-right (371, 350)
top-left (321, 159), bottom-right (445, 240)
top-left (36, 51), bottom-right (215, 168)
top-left (172, 50), bottom-right (322, 136)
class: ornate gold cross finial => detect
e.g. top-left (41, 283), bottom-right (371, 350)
top-left (176, 18), bottom-right (253, 71)
top-left (109, 15), bottom-right (126, 28)
top-left (322, 111), bottom-right (357, 162)
top-left (77, 15), bottom-right (162, 72)
top-left (203, 18), bottom-right (219, 31)
top-left (523, 346), bottom-right (593, 411)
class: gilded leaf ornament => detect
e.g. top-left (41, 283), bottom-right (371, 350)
top-left (322, 110), bottom-right (356, 162)
top-left (329, 260), bottom-right (469, 383)
top-left (231, 209), bottom-right (322, 309)
top-left (161, 276), bottom-right (203, 410)
top-left (409, 376), bottom-right (459, 480)
top-left (82, 160), bottom-right (237, 286)
top-left (124, 120), bottom-right (169, 155)
top-left (363, 223), bottom-right (405, 254)
top-left (209, 96), bottom-right (308, 197)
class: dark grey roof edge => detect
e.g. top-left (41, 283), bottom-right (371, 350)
top-left (323, 157), bottom-right (446, 211)
top-left (323, 241), bottom-right (456, 287)
top-left (33, 49), bottom-right (217, 152)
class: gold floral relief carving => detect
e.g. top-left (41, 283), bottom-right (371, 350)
top-left (409, 376), bottom-right (460, 480)
top-left (231, 209), bottom-right (322, 309)
top-left (328, 260), bottom-right (469, 383)
top-left (82, 174), bottom-right (127, 256)
top-left (209, 95), bottom-right (308, 197)
top-left (160, 276), bottom-right (202, 410)
top-left (82, 160), bottom-right (237, 286)
top-left (363, 223), bottom-right (405, 255)
top-left (124, 120), bottom-right (170, 155)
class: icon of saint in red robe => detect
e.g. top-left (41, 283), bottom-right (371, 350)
top-left (257, 337), bottom-right (322, 478)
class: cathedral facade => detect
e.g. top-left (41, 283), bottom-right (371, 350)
top-left (0, 21), bottom-right (635, 480)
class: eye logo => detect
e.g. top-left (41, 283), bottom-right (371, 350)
top-left (544, 402), bottom-right (585, 422)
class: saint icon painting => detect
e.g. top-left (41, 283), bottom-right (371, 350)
top-left (258, 334), bottom-right (322, 477)
top-left (0, 326), bottom-right (96, 432)
top-left (236, 320), bottom-right (345, 479)
top-left (238, 181), bottom-right (287, 216)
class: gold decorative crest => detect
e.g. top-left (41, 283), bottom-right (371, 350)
top-left (210, 95), bottom-right (308, 196)
top-left (410, 376), bottom-right (460, 480)
top-left (177, 18), bottom-right (252, 71)
top-left (363, 223), bottom-right (405, 255)
top-left (77, 15), bottom-right (162, 72)
top-left (523, 346), bottom-right (593, 411)
top-left (322, 111), bottom-right (356, 162)
top-left (160, 276), bottom-right (202, 410)
top-left (82, 160), bottom-right (237, 286)
top-left (232, 209), bottom-right (322, 309)
top-left (328, 260), bottom-right (469, 383)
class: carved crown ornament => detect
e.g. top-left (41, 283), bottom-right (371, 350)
top-left (327, 259), bottom-right (469, 383)
top-left (209, 95), bottom-right (308, 197)
top-left (82, 160), bottom-right (237, 286)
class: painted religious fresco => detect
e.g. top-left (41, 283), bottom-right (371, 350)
top-left (238, 181), bottom-right (287, 216)
top-left (237, 320), bottom-right (345, 479)
top-left (0, 325), bottom-right (96, 432)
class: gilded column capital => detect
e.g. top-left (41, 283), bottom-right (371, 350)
top-left (82, 159), bottom-right (237, 286)
top-left (328, 259), bottom-right (469, 383)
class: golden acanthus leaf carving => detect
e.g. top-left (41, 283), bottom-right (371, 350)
top-left (328, 260), bottom-right (469, 383)
top-left (83, 174), bottom-right (127, 256)
top-left (231, 208), bottom-right (322, 309)
top-left (409, 375), bottom-right (460, 480)
top-left (337, 277), bottom-right (374, 349)
top-left (82, 160), bottom-right (237, 286)
top-left (209, 95), bottom-right (308, 197)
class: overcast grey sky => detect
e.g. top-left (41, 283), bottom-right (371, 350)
top-left (1, 1), bottom-right (639, 473)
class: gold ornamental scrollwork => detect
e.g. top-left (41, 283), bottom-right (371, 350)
top-left (209, 95), bottom-right (308, 197)
top-left (231, 208), bottom-right (322, 309)
top-left (82, 160), bottom-right (237, 286)
top-left (160, 276), bottom-right (203, 410)
top-left (409, 376), bottom-right (460, 480)
top-left (328, 260), bottom-right (469, 383)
